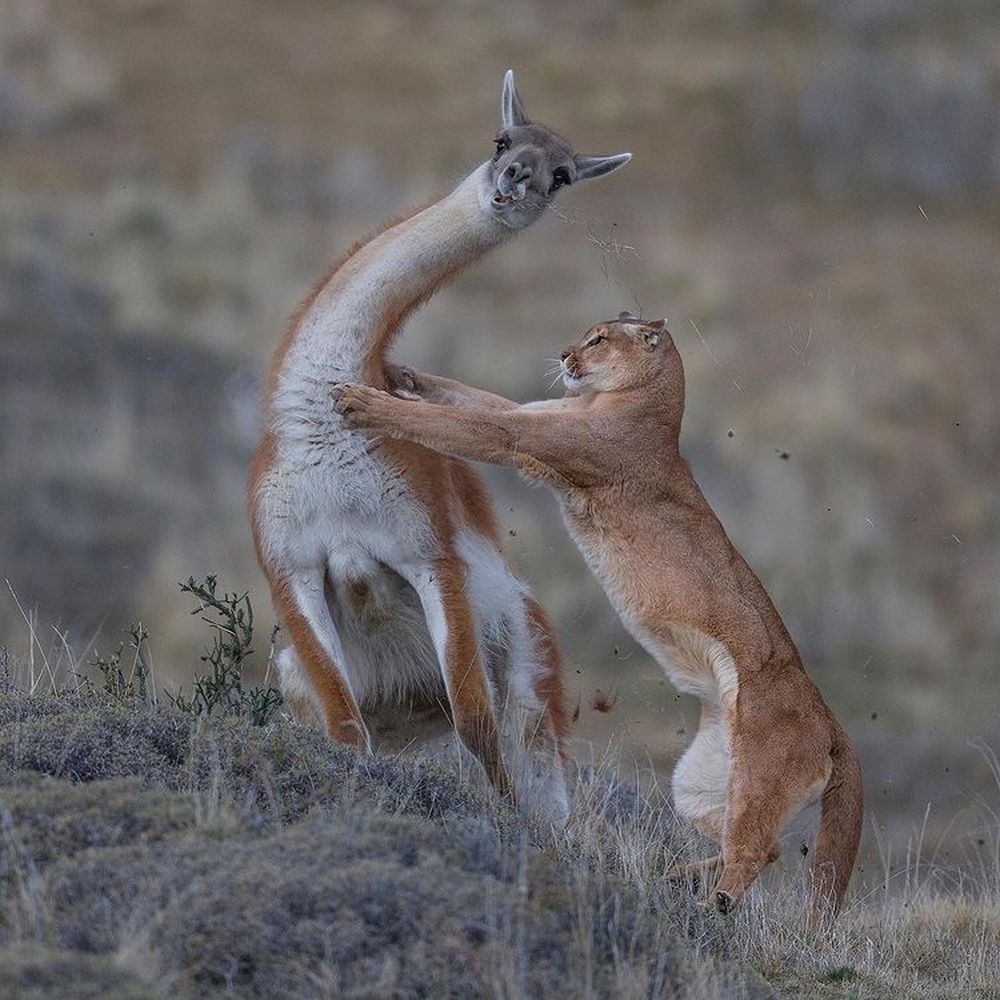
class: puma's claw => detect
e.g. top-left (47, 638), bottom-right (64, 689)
top-left (385, 363), bottom-right (419, 395)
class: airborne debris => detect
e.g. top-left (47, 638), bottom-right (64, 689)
top-left (592, 688), bottom-right (618, 713)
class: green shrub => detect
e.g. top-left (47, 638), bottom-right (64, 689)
top-left (169, 576), bottom-right (281, 726)
top-left (85, 624), bottom-right (152, 703)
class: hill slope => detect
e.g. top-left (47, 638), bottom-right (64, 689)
top-left (0, 690), bottom-right (769, 999)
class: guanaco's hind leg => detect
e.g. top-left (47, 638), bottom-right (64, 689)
top-left (274, 647), bottom-right (319, 727)
top-left (512, 596), bottom-right (569, 824)
top-left (507, 698), bottom-right (567, 824)
top-left (406, 558), bottom-right (513, 802)
top-left (273, 570), bottom-right (370, 749)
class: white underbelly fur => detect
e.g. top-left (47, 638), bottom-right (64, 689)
top-left (266, 442), bottom-right (540, 691)
top-left (265, 441), bottom-right (546, 718)
top-left (671, 714), bottom-right (731, 840)
top-left (632, 622), bottom-right (741, 839)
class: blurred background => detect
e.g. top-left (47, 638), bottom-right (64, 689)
top-left (1, 0), bottom-right (997, 862)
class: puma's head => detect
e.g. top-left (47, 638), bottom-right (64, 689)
top-left (559, 312), bottom-right (678, 394)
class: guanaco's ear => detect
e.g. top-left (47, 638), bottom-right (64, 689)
top-left (501, 70), bottom-right (529, 128)
top-left (573, 152), bottom-right (632, 183)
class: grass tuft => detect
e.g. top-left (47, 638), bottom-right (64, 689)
top-left (85, 623), bottom-right (153, 704)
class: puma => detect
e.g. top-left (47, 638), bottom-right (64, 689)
top-left (334, 313), bottom-right (863, 919)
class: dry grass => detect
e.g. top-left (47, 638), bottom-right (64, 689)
top-left (1, 632), bottom-right (998, 998)
top-left (0, 683), bottom-right (755, 998)
top-left (561, 751), bottom-right (1000, 999)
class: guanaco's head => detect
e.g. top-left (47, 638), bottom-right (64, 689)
top-left (483, 71), bottom-right (631, 230)
top-left (560, 313), bottom-right (682, 397)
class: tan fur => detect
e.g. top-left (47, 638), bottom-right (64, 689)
top-left (335, 316), bottom-right (863, 918)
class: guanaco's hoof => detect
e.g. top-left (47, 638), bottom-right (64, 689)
top-left (715, 891), bottom-right (734, 915)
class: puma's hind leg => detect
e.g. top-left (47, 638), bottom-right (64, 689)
top-left (712, 749), bottom-right (795, 913)
top-left (712, 722), bottom-right (833, 914)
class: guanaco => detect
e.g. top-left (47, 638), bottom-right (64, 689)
top-left (333, 313), bottom-right (864, 917)
top-left (248, 72), bottom-right (630, 821)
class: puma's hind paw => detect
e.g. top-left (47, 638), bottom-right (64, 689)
top-left (665, 855), bottom-right (722, 892)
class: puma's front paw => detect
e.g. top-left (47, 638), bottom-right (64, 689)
top-left (384, 363), bottom-right (421, 398)
top-left (332, 383), bottom-right (400, 432)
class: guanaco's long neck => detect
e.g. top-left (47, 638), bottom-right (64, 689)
top-left (279, 163), bottom-right (510, 396)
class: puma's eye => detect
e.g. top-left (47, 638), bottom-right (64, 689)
top-left (551, 168), bottom-right (571, 192)
top-left (585, 334), bottom-right (605, 349)
top-left (493, 135), bottom-right (510, 160)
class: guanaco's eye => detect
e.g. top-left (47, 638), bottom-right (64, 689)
top-left (551, 167), bottom-right (571, 192)
top-left (585, 334), bottom-right (605, 349)
top-left (493, 135), bottom-right (510, 160)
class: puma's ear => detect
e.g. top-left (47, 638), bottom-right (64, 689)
top-left (646, 318), bottom-right (666, 330)
top-left (618, 310), bottom-right (638, 322)
top-left (642, 329), bottom-right (661, 350)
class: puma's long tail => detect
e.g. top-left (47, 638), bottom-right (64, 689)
top-left (810, 727), bottom-right (863, 920)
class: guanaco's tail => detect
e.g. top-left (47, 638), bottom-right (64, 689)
top-left (810, 727), bottom-right (863, 921)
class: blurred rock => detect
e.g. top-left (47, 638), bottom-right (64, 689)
top-left (0, 260), bottom-right (256, 637)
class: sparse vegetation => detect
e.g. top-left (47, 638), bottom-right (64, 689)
top-left (0, 688), bottom-right (760, 999)
top-left (85, 622), bottom-right (152, 703)
top-left (168, 576), bottom-right (282, 726)
top-left (0, 677), bottom-right (997, 998)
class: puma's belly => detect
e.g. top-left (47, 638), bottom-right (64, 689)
top-left (557, 496), bottom-right (740, 836)
top-left (662, 630), bottom-right (740, 841)
top-left (671, 716), bottom-right (730, 840)
top-left (654, 624), bottom-right (739, 706)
